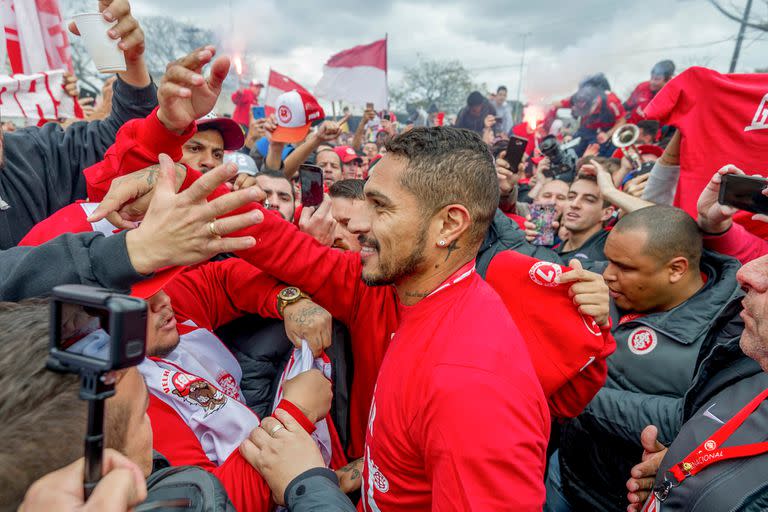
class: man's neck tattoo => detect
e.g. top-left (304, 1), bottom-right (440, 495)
top-left (444, 240), bottom-right (459, 262)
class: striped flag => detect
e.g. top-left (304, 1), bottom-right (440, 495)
top-left (264, 68), bottom-right (309, 117)
top-left (314, 37), bottom-right (388, 110)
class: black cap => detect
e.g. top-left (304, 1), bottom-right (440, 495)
top-left (652, 60), bottom-right (675, 79)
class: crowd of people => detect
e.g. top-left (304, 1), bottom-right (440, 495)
top-left (2, 2), bottom-right (768, 511)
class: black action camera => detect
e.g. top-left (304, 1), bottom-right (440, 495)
top-left (48, 285), bottom-right (147, 498)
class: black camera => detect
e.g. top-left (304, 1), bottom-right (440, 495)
top-left (49, 285), bottom-right (147, 373)
top-left (48, 285), bottom-right (147, 498)
top-left (539, 135), bottom-right (579, 182)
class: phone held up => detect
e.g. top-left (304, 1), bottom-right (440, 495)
top-left (505, 135), bottom-right (528, 173)
top-left (529, 204), bottom-right (558, 246)
top-left (718, 174), bottom-right (768, 216)
top-left (299, 164), bottom-right (324, 207)
top-left (251, 106), bottom-right (266, 120)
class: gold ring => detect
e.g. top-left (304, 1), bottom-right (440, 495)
top-left (269, 424), bottom-right (284, 436)
top-left (208, 221), bottom-right (220, 238)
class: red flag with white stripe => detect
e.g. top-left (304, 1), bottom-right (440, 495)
top-left (314, 37), bottom-right (388, 110)
top-left (2, 0), bottom-right (73, 74)
top-left (264, 68), bottom-right (309, 117)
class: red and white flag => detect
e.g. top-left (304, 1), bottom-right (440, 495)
top-left (264, 68), bottom-right (309, 117)
top-left (314, 37), bottom-right (388, 110)
top-left (1, 0), bottom-right (75, 119)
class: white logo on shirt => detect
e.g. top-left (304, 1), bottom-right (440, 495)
top-left (702, 402), bottom-right (725, 425)
top-left (528, 261), bottom-right (563, 287)
top-left (745, 93), bottom-right (768, 132)
top-left (627, 327), bottom-right (658, 355)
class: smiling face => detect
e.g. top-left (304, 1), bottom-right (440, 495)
top-left (353, 154), bottom-right (430, 286)
top-left (737, 254), bottom-right (768, 371)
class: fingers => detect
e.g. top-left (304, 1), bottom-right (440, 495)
top-left (208, 56), bottom-right (231, 92)
top-left (337, 113), bottom-right (351, 126)
top-left (273, 408), bottom-right (305, 433)
top-left (206, 187), bottom-right (263, 218)
top-left (107, 15), bottom-right (137, 41)
top-left (101, 0), bottom-right (129, 22)
top-left (106, 211), bottom-right (139, 230)
top-left (183, 162), bottom-right (237, 202)
top-left (556, 260), bottom-right (591, 284)
top-left (86, 449), bottom-right (147, 511)
top-left (627, 477), bottom-right (656, 494)
top-left (640, 425), bottom-right (665, 453)
top-left (214, 210), bottom-right (264, 236)
top-left (154, 154), bottom-right (178, 201)
top-left (207, 235), bottom-right (257, 254)
top-left (173, 46), bottom-right (216, 74)
top-left (260, 416), bottom-right (287, 437)
top-left (163, 64), bottom-right (205, 88)
top-left (68, 20), bottom-right (81, 36)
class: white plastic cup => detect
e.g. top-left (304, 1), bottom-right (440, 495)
top-left (71, 13), bottom-right (126, 73)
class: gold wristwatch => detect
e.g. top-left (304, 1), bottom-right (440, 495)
top-left (277, 287), bottom-right (310, 318)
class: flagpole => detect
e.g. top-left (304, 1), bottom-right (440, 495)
top-left (332, 101), bottom-right (337, 121)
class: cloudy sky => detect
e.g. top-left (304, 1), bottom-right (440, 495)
top-left (64, 0), bottom-right (768, 104)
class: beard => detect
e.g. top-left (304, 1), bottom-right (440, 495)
top-left (360, 226), bottom-right (428, 287)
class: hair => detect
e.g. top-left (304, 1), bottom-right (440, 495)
top-left (329, 179), bottom-right (365, 200)
top-left (0, 300), bottom-right (133, 508)
top-left (497, 85), bottom-right (508, 94)
top-left (613, 205), bottom-right (702, 269)
top-left (0, 300), bottom-right (86, 507)
top-left (638, 120), bottom-right (660, 138)
top-left (257, 169), bottom-right (294, 199)
top-left (571, 174), bottom-right (612, 208)
top-left (384, 127), bottom-right (499, 248)
top-left (467, 91), bottom-right (485, 107)
top-left (651, 60), bottom-right (675, 80)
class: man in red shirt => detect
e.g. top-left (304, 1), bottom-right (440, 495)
top-left (624, 60), bottom-right (675, 124)
top-left (235, 127), bottom-right (551, 510)
top-left (559, 78), bottom-right (626, 157)
top-left (231, 79), bottom-right (263, 127)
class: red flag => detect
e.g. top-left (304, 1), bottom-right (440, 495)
top-left (2, 0), bottom-right (73, 74)
top-left (314, 38), bottom-right (388, 110)
top-left (264, 69), bottom-right (309, 117)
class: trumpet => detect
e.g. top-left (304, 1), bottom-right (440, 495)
top-left (612, 124), bottom-right (642, 170)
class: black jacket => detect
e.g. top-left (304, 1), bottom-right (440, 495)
top-left (559, 250), bottom-right (745, 511)
top-left (0, 77), bottom-right (158, 249)
top-left (646, 338), bottom-right (768, 511)
top-left (455, 102), bottom-right (496, 134)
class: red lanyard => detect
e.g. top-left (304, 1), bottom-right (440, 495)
top-left (654, 387), bottom-right (768, 502)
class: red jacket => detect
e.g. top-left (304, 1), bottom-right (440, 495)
top-left (231, 89), bottom-right (257, 126)
top-left (624, 80), bottom-right (657, 124)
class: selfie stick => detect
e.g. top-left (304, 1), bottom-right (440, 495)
top-left (80, 370), bottom-right (116, 499)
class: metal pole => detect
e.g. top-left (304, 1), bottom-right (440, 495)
top-left (515, 33), bottom-right (530, 123)
top-left (729, 0), bottom-right (754, 72)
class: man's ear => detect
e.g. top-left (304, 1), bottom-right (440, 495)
top-left (433, 204), bottom-right (471, 249)
top-left (601, 206), bottom-right (616, 223)
top-left (667, 256), bottom-right (690, 284)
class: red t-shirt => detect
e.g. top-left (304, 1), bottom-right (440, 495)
top-left (360, 264), bottom-right (549, 511)
top-left (561, 92), bottom-right (625, 131)
top-left (231, 88), bottom-right (257, 126)
top-left (644, 67), bottom-right (768, 217)
top-left (624, 81), bottom-right (657, 124)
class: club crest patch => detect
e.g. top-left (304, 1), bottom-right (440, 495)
top-left (628, 327), bottom-right (658, 355)
top-left (529, 261), bottom-right (562, 287)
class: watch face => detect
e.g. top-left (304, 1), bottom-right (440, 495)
top-left (280, 287), bottom-right (301, 301)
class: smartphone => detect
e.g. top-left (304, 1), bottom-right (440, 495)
top-left (505, 135), bottom-right (528, 173)
top-left (366, 102), bottom-right (374, 110)
top-left (719, 174), bottom-right (768, 215)
top-left (299, 164), bottom-right (324, 207)
top-left (529, 204), bottom-right (558, 246)
top-left (251, 106), bottom-right (265, 120)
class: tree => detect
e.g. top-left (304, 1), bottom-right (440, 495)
top-left (708, 0), bottom-right (768, 31)
top-left (390, 58), bottom-right (477, 115)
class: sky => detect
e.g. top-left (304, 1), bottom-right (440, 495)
top-left (62, 0), bottom-right (768, 105)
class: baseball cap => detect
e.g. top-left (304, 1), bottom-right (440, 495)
top-left (272, 90), bottom-right (325, 143)
top-left (196, 113), bottom-right (245, 151)
top-left (224, 152), bottom-right (259, 176)
top-left (250, 79), bottom-right (264, 87)
top-left (334, 146), bottom-right (363, 164)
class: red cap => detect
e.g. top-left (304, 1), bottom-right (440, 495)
top-left (196, 114), bottom-right (245, 151)
top-left (272, 90), bottom-right (325, 143)
top-left (334, 145), bottom-right (363, 164)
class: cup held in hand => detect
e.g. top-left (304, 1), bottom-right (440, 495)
top-left (71, 13), bottom-right (127, 73)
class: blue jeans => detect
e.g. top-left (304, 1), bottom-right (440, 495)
top-left (544, 451), bottom-right (573, 512)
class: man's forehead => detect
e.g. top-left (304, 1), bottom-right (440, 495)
top-left (189, 130), bottom-right (224, 150)
top-left (256, 174), bottom-right (291, 193)
top-left (570, 179), bottom-right (601, 196)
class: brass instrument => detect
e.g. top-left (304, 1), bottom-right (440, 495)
top-left (612, 124), bottom-right (642, 169)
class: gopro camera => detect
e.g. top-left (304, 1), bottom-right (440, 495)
top-left (48, 285), bottom-right (147, 498)
top-left (49, 285), bottom-right (147, 373)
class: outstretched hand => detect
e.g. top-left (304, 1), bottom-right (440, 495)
top-left (626, 425), bottom-right (668, 512)
top-left (157, 46), bottom-right (230, 133)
